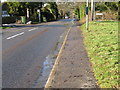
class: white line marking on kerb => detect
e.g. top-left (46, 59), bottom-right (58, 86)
top-left (28, 28), bottom-right (38, 32)
top-left (7, 32), bottom-right (24, 40)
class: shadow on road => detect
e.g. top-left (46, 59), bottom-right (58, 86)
top-left (3, 19), bottom-right (79, 29)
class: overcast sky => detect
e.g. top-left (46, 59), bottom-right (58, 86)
top-left (1, 0), bottom-right (7, 2)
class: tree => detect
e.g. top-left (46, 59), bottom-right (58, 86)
top-left (74, 7), bottom-right (80, 19)
top-left (47, 2), bottom-right (59, 20)
top-left (42, 7), bottom-right (54, 22)
top-left (6, 2), bottom-right (21, 16)
top-left (96, 2), bottom-right (118, 12)
top-left (3, 2), bottom-right (59, 23)
top-left (26, 2), bottom-right (43, 22)
top-left (104, 2), bottom-right (118, 11)
top-left (95, 2), bottom-right (118, 20)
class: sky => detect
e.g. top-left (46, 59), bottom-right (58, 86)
top-left (1, 0), bottom-right (7, 2)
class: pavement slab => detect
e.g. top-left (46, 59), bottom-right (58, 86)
top-left (47, 25), bottom-right (99, 88)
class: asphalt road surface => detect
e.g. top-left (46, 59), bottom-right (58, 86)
top-left (2, 19), bottom-right (73, 88)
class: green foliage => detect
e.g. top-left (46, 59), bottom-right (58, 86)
top-left (46, 2), bottom-right (59, 20)
top-left (6, 2), bottom-right (30, 16)
top-left (4, 2), bottom-right (59, 22)
top-left (6, 2), bottom-right (21, 15)
top-left (74, 7), bottom-right (80, 19)
top-left (105, 2), bottom-right (118, 11)
top-left (80, 4), bottom-right (85, 19)
top-left (74, 3), bottom-right (85, 20)
top-left (96, 2), bottom-right (118, 12)
top-left (42, 7), bottom-right (55, 22)
top-left (81, 21), bottom-right (118, 88)
top-left (96, 3), bottom-right (107, 12)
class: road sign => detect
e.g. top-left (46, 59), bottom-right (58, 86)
top-left (96, 13), bottom-right (103, 16)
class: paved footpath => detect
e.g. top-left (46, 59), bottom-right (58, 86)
top-left (45, 24), bottom-right (99, 88)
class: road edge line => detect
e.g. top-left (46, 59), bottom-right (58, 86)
top-left (44, 26), bottom-right (72, 88)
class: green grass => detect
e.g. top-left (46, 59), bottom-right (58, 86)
top-left (81, 21), bottom-right (119, 88)
top-left (0, 27), bottom-right (11, 29)
top-left (32, 22), bottom-right (39, 24)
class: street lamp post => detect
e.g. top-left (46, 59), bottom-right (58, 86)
top-left (37, 9), bottom-right (41, 23)
top-left (27, 8), bottom-right (30, 20)
top-left (37, 3), bottom-right (42, 23)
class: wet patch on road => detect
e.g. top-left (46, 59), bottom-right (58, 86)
top-left (32, 54), bottom-right (55, 88)
top-left (32, 29), bottom-right (68, 88)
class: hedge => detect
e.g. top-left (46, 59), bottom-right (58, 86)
top-left (2, 16), bottom-right (16, 24)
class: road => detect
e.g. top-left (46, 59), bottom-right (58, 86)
top-left (2, 19), bottom-right (73, 88)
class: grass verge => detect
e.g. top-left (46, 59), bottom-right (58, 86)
top-left (81, 21), bottom-right (119, 88)
top-left (0, 27), bottom-right (11, 29)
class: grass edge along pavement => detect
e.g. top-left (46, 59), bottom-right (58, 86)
top-left (81, 21), bottom-right (119, 88)
top-left (0, 26), bottom-right (11, 29)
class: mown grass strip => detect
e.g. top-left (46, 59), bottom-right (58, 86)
top-left (81, 21), bottom-right (119, 88)
top-left (0, 27), bottom-right (11, 29)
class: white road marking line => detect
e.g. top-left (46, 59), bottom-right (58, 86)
top-left (28, 28), bottom-right (38, 31)
top-left (7, 32), bottom-right (24, 40)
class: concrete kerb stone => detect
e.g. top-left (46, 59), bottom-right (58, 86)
top-left (44, 25), bottom-right (72, 88)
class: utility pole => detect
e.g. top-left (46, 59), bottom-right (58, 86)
top-left (0, 1), bottom-right (2, 28)
top-left (86, 0), bottom-right (89, 31)
top-left (91, 0), bottom-right (93, 21)
top-left (91, 0), bottom-right (95, 21)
